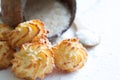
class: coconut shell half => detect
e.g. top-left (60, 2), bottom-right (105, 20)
top-left (1, 0), bottom-right (26, 27)
top-left (1, 0), bottom-right (76, 41)
top-left (24, 0), bottom-right (76, 41)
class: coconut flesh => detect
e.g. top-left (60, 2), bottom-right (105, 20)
top-left (24, 0), bottom-right (71, 38)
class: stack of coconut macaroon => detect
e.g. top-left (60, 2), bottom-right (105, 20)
top-left (0, 20), bottom-right (88, 80)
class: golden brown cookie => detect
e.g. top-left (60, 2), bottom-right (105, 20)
top-left (0, 24), bottom-right (12, 41)
top-left (7, 19), bottom-right (48, 48)
top-left (0, 41), bottom-right (15, 69)
top-left (53, 38), bottom-right (88, 72)
top-left (12, 42), bottom-right (54, 80)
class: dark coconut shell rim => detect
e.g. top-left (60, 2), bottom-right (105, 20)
top-left (48, 0), bottom-right (76, 41)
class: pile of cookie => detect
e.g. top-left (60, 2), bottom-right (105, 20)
top-left (0, 20), bottom-right (88, 80)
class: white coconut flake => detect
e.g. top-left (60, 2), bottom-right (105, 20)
top-left (76, 29), bottom-right (100, 47)
top-left (25, 0), bottom-right (71, 37)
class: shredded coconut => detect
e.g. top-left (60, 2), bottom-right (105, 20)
top-left (25, 0), bottom-right (71, 37)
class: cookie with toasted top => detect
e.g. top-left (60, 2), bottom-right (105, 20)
top-left (53, 38), bottom-right (88, 72)
top-left (0, 41), bottom-right (15, 69)
top-left (12, 42), bottom-right (54, 80)
top-left (0, 24), bottom-right (12, 41)
top-left (7, 19), bottom-right (49, 48)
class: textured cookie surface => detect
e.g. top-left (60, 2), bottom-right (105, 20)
top-left (0, 24), bottom-right (12, 41)
top-left (0, 41), bottom-right (15, 69)
top-left (53, 38), bottom-right (88, 72)
top-left (7, 19), bottom-right (48, 48)
top-left (12, 42), bottom-right (54, 80)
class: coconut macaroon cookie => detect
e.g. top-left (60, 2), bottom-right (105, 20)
top-left (12, 42), bottom-right (54, 80)
top-left (0, 41), bottom-right (15, 69)
top-left (7, 19), bottom-right (48, 48)
top-left (0, 24), bottom-right (12, 41)
top-left (53, 38), bottom-right (88, 72)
